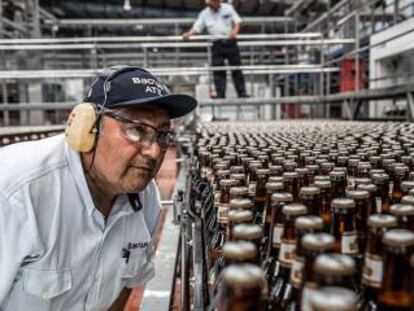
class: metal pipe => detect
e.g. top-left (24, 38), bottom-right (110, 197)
top-left (51, 16), bottom-right (294, 26)
top-left (0, 33), bottom-right (323, 45)
top-left (1, 82), bottom-right (413, 113)
top-left (0, 66), bottom-right (340, 79)
top-left (0, 39), bottom-right (355, 51)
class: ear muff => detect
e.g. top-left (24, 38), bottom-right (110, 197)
top-left (65, 103), bottom-right (98, 152)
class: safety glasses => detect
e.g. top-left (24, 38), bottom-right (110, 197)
top-left (104, 110), bottom-right (176, 150)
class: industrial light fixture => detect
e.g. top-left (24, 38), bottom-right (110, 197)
top-left (123, 0), bottom-right (132, 11)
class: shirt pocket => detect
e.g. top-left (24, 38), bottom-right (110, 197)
top-left (21, 268), bottom-right (72, 300)
top-left (122, 243), bottom-right (155, 288)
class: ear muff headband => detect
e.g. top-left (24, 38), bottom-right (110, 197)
top-left (65, 65), bottom-right (149, 152)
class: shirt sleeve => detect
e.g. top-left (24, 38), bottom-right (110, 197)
top-left (0, 193), bottom-right (43, 304)
top-left (192, 10), bottom-right (206, 33)
top-left (229, 4), bottom-right (242, 24)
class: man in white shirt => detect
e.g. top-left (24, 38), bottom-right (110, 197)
top-left (183, 0), bottom-right (248, 99)
top-left (0, 66), bottom-right (197, 310)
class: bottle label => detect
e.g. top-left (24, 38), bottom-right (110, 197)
top-left (301, 283), bottom-right (317, 311)
top-left (272, 224), bottom-right (284, 246)
top-left (341, 231), bottom-right (358, 254)
top-left (248, 182), bottom-right (256, 197)
top-left (217, 203), bottom-right (229, 224)
top-left (202, 167), bottom-right (213, 180)
top-left (376, 197), bottom-right (382, 213)
top-left (362, 253), bottom-right (383, 288)
top-left (290, 255), bottom-right (305, 288)
top-left (214, 190), bottom-right (220, 204)
top-left (279, 240), bottom-right (296, 267)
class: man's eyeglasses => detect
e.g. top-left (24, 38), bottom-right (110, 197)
top-left (103, 111), bottom-right (176, 150)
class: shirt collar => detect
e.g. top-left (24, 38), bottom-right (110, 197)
top-left (65, 141), bottom-right (96, 216)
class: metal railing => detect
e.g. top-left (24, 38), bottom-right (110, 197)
top-left (0, 125), bottom-right (64, 146)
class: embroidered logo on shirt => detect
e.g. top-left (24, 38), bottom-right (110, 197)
top-left (121, 242), bottom-right (149, 263)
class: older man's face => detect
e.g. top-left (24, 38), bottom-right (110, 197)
top-left (93, 106), bottom-right (170, 193)
top-left (208, 0), bottom-right (221, 10)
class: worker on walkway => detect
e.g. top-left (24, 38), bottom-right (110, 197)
top-left (183, 0), bottom-right (249, 99)
top-left (0, 66), bottom-right (197, 310)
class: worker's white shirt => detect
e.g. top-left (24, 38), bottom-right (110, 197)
top-left (0, 134), bottom-right (161, 310)
top-left (192, 3), bottom-right (242, 37)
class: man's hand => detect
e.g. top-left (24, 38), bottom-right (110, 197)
top-left (231, 23), bottom-right (241, 40)
top-left (230, 29), bottom-right (238, 40)
top-left (182, 32), bottom-right (191, 40)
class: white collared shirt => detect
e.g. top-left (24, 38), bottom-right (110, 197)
top-left (192, 3), bottom-right (242, 37)
top-left (0, 134), bottom-right (161, 310)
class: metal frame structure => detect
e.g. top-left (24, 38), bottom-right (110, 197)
top-left (0, 0), bottom-right (413, 126)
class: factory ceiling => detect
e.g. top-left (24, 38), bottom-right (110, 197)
top-left (39, 0), bottom-right (293, 18)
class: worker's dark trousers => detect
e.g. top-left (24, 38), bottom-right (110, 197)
top-left (212, 39), bottom-right (247, 98)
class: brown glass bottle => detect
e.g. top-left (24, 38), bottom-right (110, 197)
top-left (263, 192), bottom-right (294, 291)
top-left (213, 240), bottom-right (259, 296)
top-left (269, 203), bottom-right (307, 309)
top-left (377, 229), bottom-right (414, 311)
top-left (347, 190), bottom-right (372, 253)
top-left (218, 179), bottom-right (235, 232)
top-left (227, 208), bottom-right (254, 241)
top-left (401, 194), bottom-right (414, 206)
top-left (230, 173), bottom-right (246, 187)
top-left (361, 214), bottom-right (397, 311)
top-left (330, 198), bottom-right (359, 256)
top-left (314, 180), bottom-right (332, 230)
top-left (254, 168), bottom-right (270, 224)
top-left (348, 158), bottom-right (360, 188)
top-left (218, 264), bottom-right (265, 311)
top-left (372, 173), bottom-right (391, 214)
top-left (284, 161), bottom-right (298, 172)
top-left (306, 164), bottom-right (319, 184)
top-left (263, 182), bottom-right (284, 259)
top-left (313, 253), bottom-right (357, 290)
top-left (321, 162), bottom-right (335, 176)
top-left (296, 233), bottom-right (335, 311)
top-left (357, 162), bottom-right (372, 178)
top-left (222, 241), bottom-right (259, 268)
top-left (303, 254), bottom-right (356, 311)
top-left (299, 186), bottom-right (321, 216)
top-left (283, 171), bottom-right (300, 202)
top-left (354, 177), bottom-right (373, 190)
top-left (330, 170), bottom-right (347, 199)
top-left (214, 169), bottom-right (230, 206)
top-left (389, 204), bottom-right (414, 231)
top-left (357, 183), bottom-right (378, 215)
top-left (247, 161), bottom-right (262, 202)
top-left (230, 165), bottom-right (245, 175)
top-left (310, 286), bottom-right (358, 311)
top-left (369, 156), bottom-right (382, 170)
top-left (392, 165), bottom-right (409, 204)
top-left (269, 164), bottom-right (283, 177)
top-left (401, 181), bottom-right (414, 197)
top-left (296, 167), bottom-right (310, 189)
top-left (229, 186), bottom-right (249, 201)
top-left (232, 223), bottom-right (263, 260)
top-left (283, 217), bottom-right (324, 311)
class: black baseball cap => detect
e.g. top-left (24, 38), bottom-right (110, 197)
top-left (84, 66), bottom-right (197, 119)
